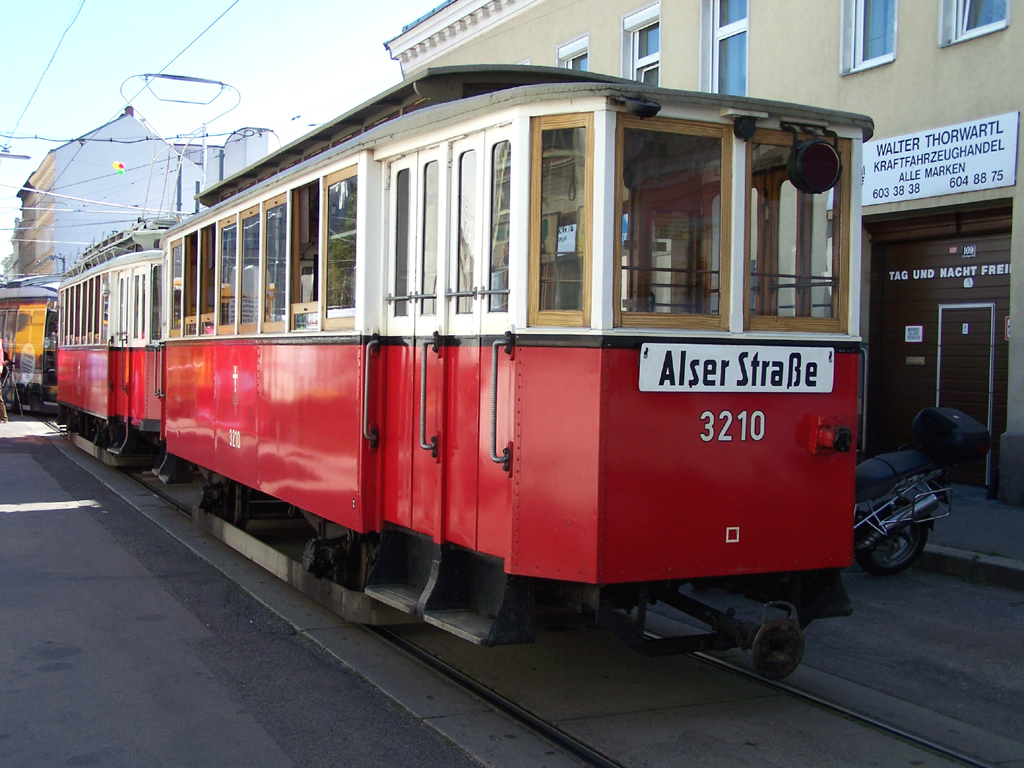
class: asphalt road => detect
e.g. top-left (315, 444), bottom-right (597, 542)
top-left (0, 432), bottom-right (482, 768)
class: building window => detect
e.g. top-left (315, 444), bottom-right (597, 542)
top-left (941, 0), bottom-right (1008, 44)
top-left (842, 0), bottom-right (896, 73)
top-left (712, 0), bottom-right (747, 95)
top-left (558, 35), bottom-right (589, 70)
top-left (624, 4), bottom-right (661, 85)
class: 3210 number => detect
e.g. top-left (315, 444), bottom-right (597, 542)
top-left (699, 410), bottom-right (766, 442)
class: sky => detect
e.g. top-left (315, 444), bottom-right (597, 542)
top-left (0, 0), bottom-right (437, 273)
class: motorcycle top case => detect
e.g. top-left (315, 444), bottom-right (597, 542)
top-left (913, 407), bottom-right (991, 465)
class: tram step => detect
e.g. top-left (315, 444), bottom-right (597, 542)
top-left (364, 583), bottom-right (422, 614)
top-left (423, 609), bottom-right (496, 644)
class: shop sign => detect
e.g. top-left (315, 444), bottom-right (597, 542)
top-left (863, 112), bottom-right (1019, 206)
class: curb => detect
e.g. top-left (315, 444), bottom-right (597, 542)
top-left (917, 544), bottom-right (1024, 592)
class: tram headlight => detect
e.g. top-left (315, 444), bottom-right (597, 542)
top-left (787, 137), bottom-right (842, 195)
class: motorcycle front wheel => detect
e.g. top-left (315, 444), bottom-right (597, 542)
top-left (855, 523), bottom-right (929, 576)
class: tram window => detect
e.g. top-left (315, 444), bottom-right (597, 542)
top-left (134, 274), bottom-right (145, 340)
top-left (199, 224), bottom-right (216, 334)
top-left (240, 207), bottom-right (260, 332)
top-left (325, 169), bottom-right (357, 328)
top-left (219, 218), bottom-right (238, 332)
top-left (74, 284), bottom-right (82, 344)
top-left (91, 278), bottom-right (101, 343)
top-left (489, 141), bottom-right (511, 313)
top-left (150, 265), bottom-right (162, 342)
top-left (617, 118), bottom-right (726, 326)
top-left (530, 114), bottom-right (592, 327)
top-left (264, 198), bottom-right (288, 330)
top-left (747, 131), bottom-right (848, 330)
top-left (456, 150), bottom-right (477, 315)
top-left (421, 161), bottom-right (439, 316)
top-left (170, 240), bottom-right (183, 336)
top-left (100, 275), bottom-right (110, 344)
top-left (84, 280), bottom-right (93, 343)
top-left (291, 182), bottom-right (319, 331)
top-left (394, 169), bottom-right (411, 318)
top-left (183, 233), bottom-right (198, 335)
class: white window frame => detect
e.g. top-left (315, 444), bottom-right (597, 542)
top-left (841, 0), bottom-right (898, 74)
top-left (558, 35), bottom-right (590, 70)
top-left (710, 0), bottom-right (748, 95)
top-left (623, 3), bottom-right (661, 84)
top-left (940, 0), bottom-right (1010, 46)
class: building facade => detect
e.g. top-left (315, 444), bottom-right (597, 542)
top-left (386, 0), bottom-right (1024, 504)
top-left (7, 108), bottom-right (269, 279)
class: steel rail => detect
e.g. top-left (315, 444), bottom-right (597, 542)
top-left (693, 651), bottom-right (1000, 768)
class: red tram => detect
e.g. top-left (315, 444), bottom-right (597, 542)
top-left (58, 250), bottom-right (164, 462)
top-left (60, 67), bottom-right (872, 678)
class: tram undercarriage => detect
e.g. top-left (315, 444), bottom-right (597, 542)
top-left (195, 472), bottom-right (848, 680)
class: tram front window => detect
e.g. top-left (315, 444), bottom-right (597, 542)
top-left (618, 119), bottom-right (723, 322)
top-left (748, 134), bottom-right (844, 323)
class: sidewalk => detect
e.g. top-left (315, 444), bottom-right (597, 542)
top-left (918, 482), bottom-right (1024, 592)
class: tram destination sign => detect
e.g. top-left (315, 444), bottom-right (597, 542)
top-left (863, 112), bottom-right (1019, 206)
top-left (639, 344), bottom-right (834, 393)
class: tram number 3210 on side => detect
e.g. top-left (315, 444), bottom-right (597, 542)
top-left (699, 410), bottom-right (766, 443)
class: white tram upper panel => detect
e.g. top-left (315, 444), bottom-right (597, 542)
top-left (161, 66), bottom-right (873, 345)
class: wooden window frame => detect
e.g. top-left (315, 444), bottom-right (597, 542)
top-left (528, 113), bottom-right (594, 328)
top-left (238, 205), bottom-right (261, 335)
top-left (290, 181), bottom-right (321, 332)
top-left (262, 192), bottom-right (289, 334)
top-left (322, 166), bottom-right (358, 331)
top-left (183, 232), bottom-right (199, 336)
top-left (217, 214), bottom-right (239, 335)
top-left (614, 115), bottom-right (732, 330)
top-left (169, 238), bottom-right (184, 338)
top-left (744, 128), bottom-right (852, 333)
top-left (199, 224), bottom-right (216, 335)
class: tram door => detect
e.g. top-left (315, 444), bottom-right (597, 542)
top-left (443, 132), bottom-right (514, 551)
top-left (382, 149), bottom-right (447, 536)
top-left (112, 270), bottom-right (132, 418)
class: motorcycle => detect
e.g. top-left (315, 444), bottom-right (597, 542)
top-left (854, 407), bottom-right (991, 576)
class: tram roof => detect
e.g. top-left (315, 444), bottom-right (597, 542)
top-left (0, 281), bottom-right (59, 302)
top-left (196, 65), bottom-right (873, 211)
top-left (61, 249), bottom-right (163, 287)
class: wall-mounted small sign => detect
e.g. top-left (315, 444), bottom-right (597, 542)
top-left (905, 325), bottom-right (924, 343)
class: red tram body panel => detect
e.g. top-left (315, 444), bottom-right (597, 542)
top-left (57, 347), bottom-right (112, 419)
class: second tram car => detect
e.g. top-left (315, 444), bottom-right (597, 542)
top-left (62, 66), bottom-right (873, 678)
top-left (58, 250), bottom-right (164, 462)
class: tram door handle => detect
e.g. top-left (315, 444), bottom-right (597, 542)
top-left (362, 337), bottom-right (379, 449)
top-left (419, 333), bottom-right (439, 459)
top-left (489, 331), bottom-right (513, 473)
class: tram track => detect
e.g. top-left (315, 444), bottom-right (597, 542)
top-left (100, 454), bottom-right (1000, 768)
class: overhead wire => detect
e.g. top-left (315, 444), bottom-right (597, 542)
top-left (6, 0), bottom-right (87, 142)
